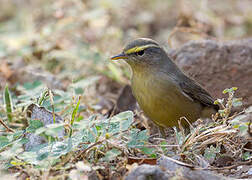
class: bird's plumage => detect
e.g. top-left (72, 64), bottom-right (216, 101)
top-left (111, 38), bottom-right (218, 131)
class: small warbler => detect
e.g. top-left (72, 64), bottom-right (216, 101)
top-left (111, 38), bottom-right (219, 135)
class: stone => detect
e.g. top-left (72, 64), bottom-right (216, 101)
top-left (169, 39), bottom-right (252, 108)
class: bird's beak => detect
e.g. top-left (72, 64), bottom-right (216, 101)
top-left (110, 53), bottom-right (128, 60)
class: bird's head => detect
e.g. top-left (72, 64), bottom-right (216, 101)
top-left (110, 38), bottom-right (167, 70)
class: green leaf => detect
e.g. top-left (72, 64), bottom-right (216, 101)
top-left (101, 148), bottom-right (121, 162)
top-left (160, 140), bottom-right (168, 152)
top-left (4, 84), bottom-right (13, 122)
top-left (37, 152), bottom-right (49, 161)
top-left (0, 131), bottom-right (27, 151)
top-left (232, 87), bottom-right (238, 91)
top-left (19, 151), bottom-right (40, 165)
top-left (141, 147), bottom-right (155, 155)
top-left (222, 88), bottom-right (230, 94)
top-left (74, 87), bottom-right (84, 95)
top-left (23, 81), bottom-right (42, 90)
top-left (70, 97), bottom-right (81, 126)
top-left (239, 125), bottom-right (248, 134)
top-left (222, 87), bottom-right (238, 94)
top-left (242, 152), bottom-right (251, 161)
top-left (7, 130), bottom-right (23, 141)
top-left (35, 123), bottom-right (65, 137)
top-left (0, 136), bottom-right (10, 149)
top-left (38, 89), bottom-right (48, 106)
top-left (127, 129), bottom-right (148, 148)
top-left (204, 145), bottom-right (220, 161)
top-left (233, 124), bottom-right (239, 128)
top-left (0, 140), bottom-right (24, 160)
top-left (110, 111), bottom-right (133, 123)
top-left (232, 98), bottom-right (243, 107)
top-left (10, 160), bottom-right (27, 166)
top-left (108, 111), bottom-right (134, 134)
top-left (81, 128), bottom-right (96, 143)
top-left (26, 120), bottom-right (44, 133)
top-left (218, 110), bottom-right (226, 117)
top-left (174, 127), bottom-right (184, 146)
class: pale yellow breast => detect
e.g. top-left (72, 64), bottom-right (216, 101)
top-left (131, 71), bottom-right (202, 128)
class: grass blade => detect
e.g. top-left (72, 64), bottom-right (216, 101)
top-left (4, 84), bottom-right (13, 122)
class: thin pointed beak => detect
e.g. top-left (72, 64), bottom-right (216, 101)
top-left (110, 53), bottom-right (128, 60)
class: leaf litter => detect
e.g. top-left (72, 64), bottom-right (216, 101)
top-left (0, 0), bottom-right (252, 179)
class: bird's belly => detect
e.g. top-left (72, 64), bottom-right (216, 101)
top-left (132, 77), bottom-right (201, 128)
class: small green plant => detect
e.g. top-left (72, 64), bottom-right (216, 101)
top-left (3, 85), bottom-right (13, 122)
top-left (173, 87), bottom-right (246, 166)
top-left (214, 87), bottom-right (242, 122)
top-left (242, 152), bottom-right (251, 161)
top-left (204, 145), bottom-right (220, 162)
top-left (0, 81), bottom-right (154, 172)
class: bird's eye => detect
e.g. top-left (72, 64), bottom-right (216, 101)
top-left (136, 50), bottom-right (144, 56)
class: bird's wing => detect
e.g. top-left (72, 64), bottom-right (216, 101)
top-left (178, 77), bottom-right (219, 111)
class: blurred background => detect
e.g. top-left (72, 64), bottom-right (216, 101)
top-left (0, 0), bottom-right (252, 110)
top-left (0, 1), bottom-right (252, 179)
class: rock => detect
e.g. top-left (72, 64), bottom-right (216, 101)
top-left (169, 39), bottom-right (252, 108)
top-left (24, 133), bottom-right (46, 151)
top-left (25, 104), bottom-right (65, 151)
top-left (125, 156), bottom-right (231, 180)
top-left (157, 155), bottom-right (229, 180)
top-left (214, 155), bottom-right (234, 167)
top-left (108, 85), bottom-right (137, 116)
top-left (125, 164), bottom-right (169, 180)
top-left (27, 104), bottom-right (64, 127)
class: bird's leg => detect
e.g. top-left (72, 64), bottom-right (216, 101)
top-left (158, 127), bottom-right (166, 138)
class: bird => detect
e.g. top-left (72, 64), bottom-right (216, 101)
top-left (110, 38), bottom-right (219, 135)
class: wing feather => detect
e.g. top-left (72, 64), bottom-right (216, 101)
top-left (178, 77), bottom-right (219, 111)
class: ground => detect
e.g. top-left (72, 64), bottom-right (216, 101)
top-left (0, 0), bottom-right (251, 179)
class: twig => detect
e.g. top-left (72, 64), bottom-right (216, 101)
top-left (72, 127), bottom-right (131, 162)
top-left (227, 109), bottom-right (245, 121)
top-left (243, 148), bottom-right (252, 152)
top-left (248, 116), bottom-right (252, 137)
top-left (0, 118), bottom-right (14, 133)
top-left (73, 139), bottom-right (104, 162)
top-left (133, 144), bottom-right (179, 148)
top-left (152, 137), bottom-right (168, 141)
top-left (202, 160), bottom-right (252, 171)
top-left (48, 90), bottom-right (56, 124)
top-left (161, 156), bottom-right (252, 171)
top-left (161, 156), bottom-right (196, 169)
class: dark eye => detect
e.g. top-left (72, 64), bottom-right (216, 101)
top-left (136, 50), bottom-right (144, 56)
